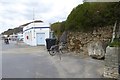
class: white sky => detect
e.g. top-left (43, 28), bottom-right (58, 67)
top-left (0, 0), bottom-right (83, 34)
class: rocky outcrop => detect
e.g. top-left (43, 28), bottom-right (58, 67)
top-left (67, 26), bottom-right (112, 56)
top-left (87, 41), bottom-right (105, 59)
top-left (67, 26), bottom-right (119, 79)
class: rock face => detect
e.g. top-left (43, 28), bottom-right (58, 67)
top-left (104, 47), bottom-right (120, 79)
top-left (67, 26), bottom-right (112, 56)
top-left (87, 41), bottom-right (105, 59)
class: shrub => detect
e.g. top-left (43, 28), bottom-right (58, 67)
top-left (109, 38), bottom-right (120, 47)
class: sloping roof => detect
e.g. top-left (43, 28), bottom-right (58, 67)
top-left (19, 20), bottom-right (43, 28)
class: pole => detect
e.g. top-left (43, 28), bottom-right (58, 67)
top-left (112, 21), bottom-right (117, 42)
top-left (33, 8), bottom-right (35, 38)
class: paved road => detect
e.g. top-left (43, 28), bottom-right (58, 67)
top-left (2, 40), bottom-right (104, 78)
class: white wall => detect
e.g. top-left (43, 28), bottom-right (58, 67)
top-left (33, 28), bottom-right (50, 46)
top-left (23, 28), bottom-right (32, 45)
top-left (23, 22), bottom-right (50, 46)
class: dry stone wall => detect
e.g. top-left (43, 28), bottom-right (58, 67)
top-left (104, 47), bottom-right (120, 79)
top-left (67, 26), bottom-right (120, 78)
top-left (67, 26), bottom-right (113, 56)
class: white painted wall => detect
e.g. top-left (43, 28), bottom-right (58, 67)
top-left (34, 28), bottom-right (49, 46)
top-left (23, 22), bottom-right (50, 46)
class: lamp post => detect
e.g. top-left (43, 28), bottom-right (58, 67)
top-left (33, 8), bottom-right (35, 39)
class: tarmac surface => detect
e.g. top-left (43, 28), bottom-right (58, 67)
top-left (2, 40), bottom-right (104, 78)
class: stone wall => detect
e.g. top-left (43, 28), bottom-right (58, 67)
top-left (67, 26), bottom-right (120, 78)
top-left (67, 26), bottom-right (113, 56)
top-left (104, 47), bottom-right (120, 78)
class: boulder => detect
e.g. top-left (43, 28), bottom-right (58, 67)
top-left (87, 41), bottom-right (105, 59)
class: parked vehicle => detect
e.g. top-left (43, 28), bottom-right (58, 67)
top-left (4, 38), bottom-right (9, 44)
top-left (46, 38), bottom-right (68, 60)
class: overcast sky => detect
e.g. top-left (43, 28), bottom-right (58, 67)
top-left (0, 0), bottom-right (83, 34)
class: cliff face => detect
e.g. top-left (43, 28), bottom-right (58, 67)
top-left (67, 26), bottom-right (113, 56)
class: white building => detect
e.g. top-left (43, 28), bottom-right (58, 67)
top-left (9, 33), bottom-right (17, 41)
top-left (17, 32), bottom-right (23, 41)
top-left (23, 21), bottom-right (50, 46)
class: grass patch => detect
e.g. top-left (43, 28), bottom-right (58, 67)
top-left (109, 38), bottom-right (120, 47)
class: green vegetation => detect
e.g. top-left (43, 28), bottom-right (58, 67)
top-left (50, 21), bottom-right (66, 38)
top-left (109, 38), bottom-right (120, 47)
top-left (3, 2), bottom-right (120, 38)
top-left (66, 2), bottom-right (120, 32)
top-left (51, 2), bottom-right (120, 37)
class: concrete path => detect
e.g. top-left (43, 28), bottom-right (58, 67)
top-left (2, 40), bottom-right (104, 78)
